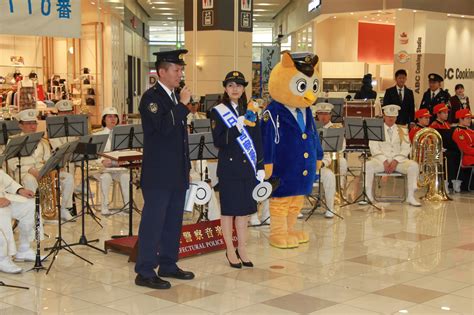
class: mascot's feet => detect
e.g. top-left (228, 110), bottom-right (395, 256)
top-left (269, 234), bottom-right (299, 249)
top-left (288, 230), bottom-right (310, 244)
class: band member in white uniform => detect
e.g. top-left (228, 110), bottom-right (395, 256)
top-left (315, 102), bottom-right (348, 218)
top-left (93, 107), bottom-right (129, 215)
top-left (0, 169), bottom-right (37, 273)
top-left (365, 105), bottom-right (421, 206)
top-left (8, 109), bottom-right (74, 221)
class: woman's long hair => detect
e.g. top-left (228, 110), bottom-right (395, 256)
top-left (222, 90), bottom-right (248, 116)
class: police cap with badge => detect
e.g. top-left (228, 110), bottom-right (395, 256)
top-left (314, 102), bottom-right (334, 113)
top-left (16, 109), bottom-right (38, 122)
top-left (428, 73), bottom-right (443, 82)
top-left (153, 49), bottom-right (188, 67)
top-left (383, 104), bottom-right (401, 117)
top-left (222, 71), bottom-right (248, 87)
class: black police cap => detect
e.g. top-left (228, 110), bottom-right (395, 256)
top-left (153, 49), bottom-right (188, 67)
top-left (288, 52), bottom-right (319, 77)
top-left (428, 73), bottom-right (443, 82)
top-left (222, 71), bottom-right (248, 87)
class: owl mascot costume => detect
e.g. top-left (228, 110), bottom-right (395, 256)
top-left (261, 51), bottom-right (323, 248)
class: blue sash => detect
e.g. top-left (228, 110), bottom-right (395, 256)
top-left (214, 104), bottom-right (257, 176)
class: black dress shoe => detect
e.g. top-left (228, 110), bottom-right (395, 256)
top-left (226, 252), bottom-right (242, 269)
top-left (158, 268), bottom-right (195, 280)
top-left (236, 249), bottom-right (253, 267)
top-left (135, 274), bottom-right (171, 289)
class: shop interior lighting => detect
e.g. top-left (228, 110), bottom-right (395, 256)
top-left (413, 10), bottom-right (417, 13)
top-left (441, 306), bottom-right (451, 311)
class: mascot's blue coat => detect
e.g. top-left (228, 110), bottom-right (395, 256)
top-left (261, 101), bottom-right (323, 197)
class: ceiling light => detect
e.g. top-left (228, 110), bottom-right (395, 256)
top-left (167, 17), bottom-right (173, 20)
top-left (447, 14), bottom-right (451, 16)
top-left (255, 3), bottom-right (279, 6)
top-left (413, 10), bottom-right (417, 13)
top-left (350, 12), bottom-right (354, 15)
top-left (399, 311), bottom-right (408, 314)
top-left (364, 15), bottom-right (367, 18)
top-left (461, 15), bottom-right (465, 18)
top-left (254, 9), bottom-right (269, 12)
top-left (378, 10), bottom-right (382, 12)
top-left (441, 307), bottom-right (451, 311)
top-left (398, 8), bottom-right (402, 11)
top-left (333, 16), bottom-right (337, 19)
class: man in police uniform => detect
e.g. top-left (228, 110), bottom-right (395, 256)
top-left (420, 73), bottom-right (451, 116)
top-left (135, 49), bottom-right (194, 289)
top-left (315, 102), bottom-right (347, 218)
top-left (365, 105), bottom-right (421, 207)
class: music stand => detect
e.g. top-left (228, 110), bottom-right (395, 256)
top-left (68, 135), bottom-right (109, 254)
top-left (10, 132), bottom-right (44, 185)
top-left (306, 128), bottom-right (345, 220)
top-left (341, 118), bottom-right (385, 211)
top-left (46, 115), bottom-right (88, 139)
top-left (39, 142), bottom-right (93, 274)
top-left (110, 124), bottom-right (143, 238)
top-left (315, 98), bottom-right (345, 124)
top-left (192, 119), bottom-right (211, 133)
top-left (188, 132), bottom-right (218, 222)
top-left (0, 120), bottom-right (21, 145)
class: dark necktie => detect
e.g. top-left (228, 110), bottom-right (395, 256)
top-left (431, 92), bottom-right (435, 101)
top-left (398, 88), bottom-right (403, 102)
top-left (171, 91), bottom-right (177, 105)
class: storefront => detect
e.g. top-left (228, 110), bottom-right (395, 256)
top-left (274, 0), bottom-right (474, 104)
top-left (0, 0), bottom-right (148, 126)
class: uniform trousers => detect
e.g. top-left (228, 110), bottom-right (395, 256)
top-left (98, 171), bottom-right (129, 210)
top-left (0, 199), bottom-right (34, 257)
top-left (320, 167), bottom-right (336, 210)
top-left (365, 159), bottom-right (419, 199)
top-left (135, 188), bottom-right (186, 279)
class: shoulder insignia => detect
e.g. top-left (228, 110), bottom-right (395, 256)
top-left (459, 134), bottom-right (464, 140)
top-left (263, 111), bottom-right (270, 122)
top-left (148, 103), bottom-right (158, 113)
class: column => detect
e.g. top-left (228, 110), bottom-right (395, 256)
top-left (393, 10), bottom-right (448, 106)
top-left (184, 0), bottom-right (253, 98)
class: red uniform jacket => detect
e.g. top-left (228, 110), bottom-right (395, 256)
top-left (409, 124), bottom-right (424, 143)
top-left (453, 126), bottom-right (474, 166)
top-left (430, 120), bottom-right (450, 130)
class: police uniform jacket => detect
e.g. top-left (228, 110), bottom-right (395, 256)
top-left (409, 124), bottom-right (424, 143)
top-left (430, 120), bottom-right (451, 130)
top-left (420, 89), bottom-right (451, 114)
top-left (139, 82), bottom-right (191, 191)
top-left (452, 126), bottom-right (474, 166)
top-left (210, 102), bottom-right (264, 180)
top-left (261, 101), bottom-right (323, 197)
top-left (369, 124), bottom-right (411, 163)
top-left (383, 86), bottom-right (415, 125)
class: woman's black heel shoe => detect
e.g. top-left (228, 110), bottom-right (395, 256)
top-left (226, 252), bottom-right (242, 269)
top-left (236, 249), bottom-right (254, 267)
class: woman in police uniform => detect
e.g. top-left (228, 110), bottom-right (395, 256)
top-left (210, 71), bottom-right (265, 268)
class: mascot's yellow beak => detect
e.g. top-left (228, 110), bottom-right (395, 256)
top-left (303, 91), bottom-right (316, 106)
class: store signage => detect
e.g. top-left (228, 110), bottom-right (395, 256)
top-left (399, 32), bottom-right (408, 45)
top-left (414, 37), bottom-right (423, 94)
top-left (178, 220), bottom-right (237, 258)
top-left (202, 10), bottom-right (214, 27)
top-left (241, 12), bottom-right (252, 29)
top-left (262, 46), bottom-right (280, 84)
top-left (0, 0), bottom-right (81, 38)
top-left (445, 68), bottom-right (474, 80)
top-left (308, 0), bottom-right (322, 12)
top-left (397, 50), bottom-right (410, 64)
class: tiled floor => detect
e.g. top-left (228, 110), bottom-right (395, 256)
top-left (0, 189), bottom-right (473, 314)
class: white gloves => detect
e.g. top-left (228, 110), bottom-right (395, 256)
top-left (256, 170), bottom-right (266, 183)
top-left (236, 116), bottom-right (245, 132)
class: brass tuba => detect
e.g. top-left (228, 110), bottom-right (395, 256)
top-left (412, 127), bottom-right (451, 201)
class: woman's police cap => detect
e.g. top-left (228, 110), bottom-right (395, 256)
top-left (154, 49), bottom-right (188, 67)
top-left (223, 71), bottom-right (248, 87)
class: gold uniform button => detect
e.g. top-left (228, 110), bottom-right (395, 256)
top-left (302, 170), bottom-right (308, 176)
top-left (302, 133), bottom-right (307, 140)
top-left (304, 152), bottom-right (309, 159)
